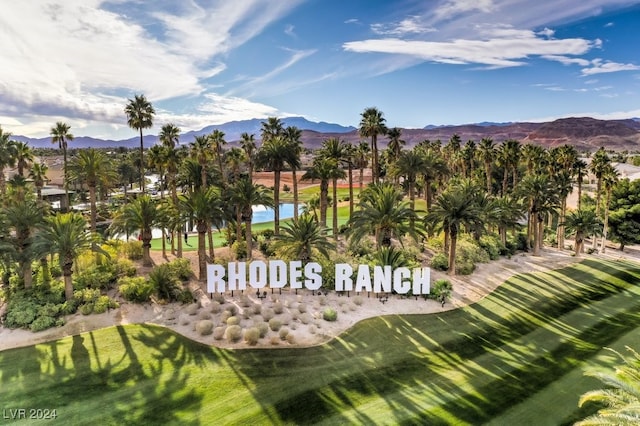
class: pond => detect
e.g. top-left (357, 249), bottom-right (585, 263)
top-left (251, 203), bottom-right (301, 224)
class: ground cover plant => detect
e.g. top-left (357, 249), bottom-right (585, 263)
top-left (1, 258), bottom-right (639, 424)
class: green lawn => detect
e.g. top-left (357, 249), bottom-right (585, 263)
top-left (2, 258), bottom-right (639, 425)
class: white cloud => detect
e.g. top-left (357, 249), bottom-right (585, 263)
top-left (371, 16), bottom-right (436, 35)
top-left (543, 55), bottom-right (591, 66)
top-left (581, 60), bottom-right (640, 75)
top-left (344, 30), bottom-right (595, 68)
top-left (285, 24), bottom-right (296, 37)
top-left (434, 0), bottom-right (495, 20)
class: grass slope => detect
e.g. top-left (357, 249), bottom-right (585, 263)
top-left (1, 259), bottom-right (639, 425)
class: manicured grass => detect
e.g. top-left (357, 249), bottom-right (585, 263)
top-left (2, 259), bottom-right (639, 424)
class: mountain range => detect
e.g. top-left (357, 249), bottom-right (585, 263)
top-left (12, 116), bottom-right (640, 151)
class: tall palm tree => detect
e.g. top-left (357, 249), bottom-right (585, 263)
top-left (386, 127), bottom-right (405, 177)
top-left (159, 123), bottom-right (180, 149)
top-left (29, 162), bottom-right (49, 201)
top-left (499, 139), bottom-right (521, 195)
top-left (273, 214), bottom-right (335, 264)
top-left (576, 346), bottom-right (640, 425)
top-left (209, 130), bottom-right (227, 185)
top-left (518, 174), bottom-right (559, 255)
top-left (343, 143), bottom-right (357, 217)
top-left (240, 132), bottom-right (256, 181)
top-left (0, 126), bottom-right (17, 195)
top-left (600, 163), bottom-right (620, 253)
top-left (563, 209), bottom-right (602, 256)
top-left (50, 122), bottom-right (74, 209)
top-left (354, 141), bottom-right (370, 194)
top-left (553, 170), bottom-right (574, 251)
top-left (573, 158), bottom-right (588, 210)
top-left (189, 135), bottom-right (211, 188)
top-left (147, 145), bottom-right (167, 197)
top-left (256, 135), bottom-right (291, 236)
top-left (416, 145), bottom-right (448, 211)
top-left (478, 138), bottom-right (495, 193)
top-left (36, 212), bottom-right (100, 300)
top-left (179, 188), bottom-right (224, 280)
top-left (229, 176), bottom-right (274, 260)
top-left (493, 195), bottom-right (525, 245)
top-left (319, 137), bottom-right (348, 237)
top-left (359, 107), bottom-right (387, 184)
top-left (261, 117), bottom-right (284, 142)
top-left (5, 196), bottom-right (47, 289)
top-left (302, 156), bottom-right (343, 230)
top-left (590, 147), bottom-right (611, 219)
top-left (283, 126), bottom-right (303, 220)
top-left (125, 94), bottom-right (155, 194)
top-left (348, 183), bottom-right (421, 249)
top-left (427, 183), bottom-right (482, 276)
top-left (68, 148), bottom-right (116, 232)
top-left (392, 149), bottom-right (425, 212)
top-left (13, 141), bottom-right (34, 177)
top-left (109, 195), bottom-right (159, 267)
top-left (225, 147), bottom-right (246, 183)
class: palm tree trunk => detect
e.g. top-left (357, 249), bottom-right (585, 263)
top-left (198, 226), bottom-right (207, 281)
top-left (348, 164), bottom-right (354, 218)
top-left (40, 258), bottom-right (50, 286)
top-left (139, 128), bottom-right (145, 194)
top-left (557, 198), bottom-right (567, 250)
top-left (372, 135), bottom-right (378, 184)
top-left (89, 185), bottom-right (97, 232)
top-left (485, 161), bottom-right (492, 193)
top-left (444, 227), bottom-right (450, 257)
top-left (359, 167), bottom-right (364, 193)
top-left (601, 190), bottom-right (611, 253)
top-left (22, 263), bottom-right (33, 289)
top-left (448, 231), bottom-right (457, 276)
top-left (577, 178), bottom-right (583, 210)
top-left (161, 229), bottom-right (167, 258)
top-left (293, 169), bottom-right (299, 220)
top-left (63, 145), bottom-right (69, 211)
top-left (208, 228), bottom-right (215, 261)
top-left (320, 181), bottom-right (328, 229)
top-left (245, 216), bottom-right (253, 260)
top-left (332, 178), bottom-right (338, 238)
top-left (537, 216), bottom-right (544, 254)
top-left (274, 170), bottom-right (281, 235)
top-left (64, 274), bottom-right (74, 301)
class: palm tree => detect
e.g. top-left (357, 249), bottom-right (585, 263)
top-left (499, 139), bottom-right (521, 195)
top-left (518, 174), bottom-right (559, 255)
top-left (319, 137), bottom-right (348, 237)
top-left (147, 145), bottom-right (167, 197)
top-left (13, 141), bottom-right (34, 177)
top-left (354, 141), bottom-right (370, 194)
top-left (179, 188), bottom-right (224, 280)
top-left (209, 130), bottom-right (227, 185)
top-left (416, 145), bottom-right (448, 211)
top-left (29, 162), bottom-right (49, 200)
top-left (563, 209), bottom-right (602, 256)
top-left (590, 147), bottom-right (611, 218)
top-left (125, 94), bottom-right (155, 193)
top-left (302, 156), bottom-right (341, 230)
top-left (359, 107), bottom-right (387, 184)
top-left (0, 126), bottom-right (17, 195)
top-left (228, 176), bottom-right (274, 260)
top-left (189, 135), bottom-right (211, 188)
top-left (110, 195), bottom-right (159, 267)
top-left (478, 138), bottom-right (495, 193)
top-left (386, 127), bottom-right (405, 178)
top-left (36, 212), bottom-right (100, 300)
top-left (283, 126), bottom-right (303, 220)
top-left (225, 147), bottom-right (246, 183)
top-left (240, 132), bottom-right (257, 181)
top-left (50, 122), bottom-right (74, 209)
top-left (493, 195), bottom-right (525, 245)
top-left (554, 170), bottom-right (574, 250)
top-left (348, 183), bottom-right (421, 249)
top-left (68, 148), bottom-right (116, 232)
top-left (343, 143), bottom-right (357, 217)
top-left (256, 135), bottom-right (291, 236)
top-left (159, 123), bottom-right (180, 149)
top-left (5, 196), bottom-right (48, 288)
top-left (427, 183), bottom-right (482, 276)
top-left (273, 214), bottom-right (334, 264)
top-left (600, 164), bottom-right (620, 253)
top-left (573, 158), bottom-right (588, 210)
top-left (576, 346), bottom-right (640, 425)
top-left (392, 149), bottom-right (425, 212)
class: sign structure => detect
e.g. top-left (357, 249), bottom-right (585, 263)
top-left (207, 260), bottom-right (431, 295)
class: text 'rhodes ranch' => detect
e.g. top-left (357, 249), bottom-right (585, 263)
top-left (207, 260), bottom-right (431, 295)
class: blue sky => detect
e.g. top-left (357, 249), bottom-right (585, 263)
top-left (1, 0), bottom-right (640, 139)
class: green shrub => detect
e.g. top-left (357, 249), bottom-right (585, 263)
top-left (456, 259), bottom-right (475, 275)
top-left (4, 300), bottom-right (38, 328)
top-left (227, 316), bottom-right (240, 326)
top-left (122, 240), bottom-right (144, 260)
top-left (150, 264), bottom-right (182, 301)
top-left (478, 234), bottom-right (504, 260)
top-left (30, 315), bottom-right (57, 332)
top-left (244, 327), bottom-right (260, 345)
top-left (431, 279), bottom-right (453, 301)
top-left (114, 259), bottom-right (137, 278)
top-left (50, 263), bottom-right (62, 278)
top-left (226, 325), bottom-right (242, 342)
top-left (430, 253), bottom-right (449, 271)
top-left (196, 320), bottom-right (214, 336)
top-left (119, 276), bottom-right (154, 303)
top-left (73, 288), bottom-right (101, 305)
top-left (231, 241), bottom-right (247, 260)
top-left (269, 318), bottom-right (282, 331)
top-left (256, 321), bottom-right (269, 338)
top-left (323, 308), bottom-right (338, 322)
top-left (79, 303), bottom-right (94, 315)
top-left (93, 296), bottom-right (117, 314)
top-left (73, 264), bottom-right (117, 290)
top-left (166, 258), bottom-right (193, 281)
top-left (177, 289), bottom-right (194, 304)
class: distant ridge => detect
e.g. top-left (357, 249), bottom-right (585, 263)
top-left (9, 116), bottom-right (640, 151)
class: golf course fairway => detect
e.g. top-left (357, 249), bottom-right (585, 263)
top-left (1, 258), bottom-right (639, 425)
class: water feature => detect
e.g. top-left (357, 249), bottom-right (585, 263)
top-left (251, 203), bottom-right (301, 224)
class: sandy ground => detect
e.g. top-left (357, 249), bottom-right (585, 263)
top-left (4, 244), bottom-right (631, 352)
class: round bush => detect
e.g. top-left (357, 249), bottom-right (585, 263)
top-left (210, 301), bottom-right (222, 313)
top-left (226, 325), bottom-right (242, 342)
top-left (269, 318), bottom-right (282, 331)
top-left (318, 296), bottom-right (327, 306)
top-left (30, 315), bottom-right (56, 332)
top-left (323, 308), bottom-right (338, 322)
top-left (273, 301), bottom-right (284, 314)
top-left (196, 320), bottom-right (214, 336)
top-left (244, 327), bottom-right (260, 345)
top-left (279, 328), bottom-right (289, 340)
top-left (256, 321), bottom-right (269, 338)
top-left (298, 303), bottom-right (307, 314)
top-left (213, 326), bottom-right (226, 340)
top-left (220, 311), bottom-right (231, 324)
top-left (261, 308), bottom-right (275, 321)
top-left (118, 276), bottom-right (154, 303)
top-left (186, 303), bottom-right (199, 316)
top-left (300, 313), bottom-right (312, 324)
top-left (199, 311), bottom-right (212, 320)
top-left (213, 293), bottom-right (225, 304)
top-left (225, 304), bottom-right (238, 316)
top-left (79, 303), bottom-right (93, 315)
top-left (227, 316), bottom-right (240, 326)
top-left (353, 296), bottom-right (363, 306)
top-left (286, 333), bottom-right (295, 344)
top-left (179, 314), bottom-right (190, 326)
top-left (430, 253), bottom-right (449, 271)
